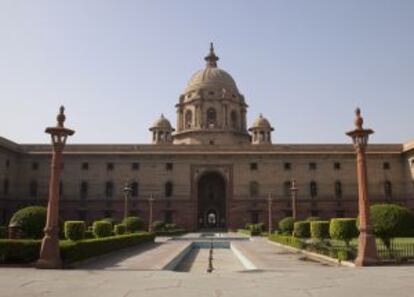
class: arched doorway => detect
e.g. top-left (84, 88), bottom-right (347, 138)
top-left (197, 172), bottom-right (226, 229)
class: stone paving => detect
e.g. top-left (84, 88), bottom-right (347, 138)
top-left (1, 236), bottom-right (414, 297)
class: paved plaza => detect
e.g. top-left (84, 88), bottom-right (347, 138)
top-left (1, 236), bottom-right (414, 297)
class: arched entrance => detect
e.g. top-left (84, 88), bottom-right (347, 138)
top-left (197, 172), bottom-right (226, 229)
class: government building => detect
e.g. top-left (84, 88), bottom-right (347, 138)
top-left (1, 44), bottom-right (414, 231)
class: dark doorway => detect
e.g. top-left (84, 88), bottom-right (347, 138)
top-left (197, 172), bottom-right (226, 229)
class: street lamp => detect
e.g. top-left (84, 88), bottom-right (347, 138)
top-left (148, 194), bottom-right (155, 233)
top-left (123, 180), bottom-right (132, 231)
top-left (346, 108), bottom-right (378, 266)
top-left (290, 179), bottom-right (298, 220)
top-left (267, 193), bottom-right (273, 234)
top-left (36, 106), bottom-right (74, 269)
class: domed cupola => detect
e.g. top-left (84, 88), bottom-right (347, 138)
top-left (149, 114), bottom-right (175, 144)
top-left (249, 114), bottom-right (274, 145)
top-left (173, 43), bottom-right (250, 145)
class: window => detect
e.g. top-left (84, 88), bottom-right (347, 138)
top-left (310, 181), bottom-right (317, 197)
top-left (250, 163), bottom-right (258, 170)
top-left (132, 163), bottom-right (140, 170)
top-left (107, 163), bottom-right (114, 170)
top-left (105, 181), bottom-right (114, 198)
top-left (30, 180), bottom-right (38, 197)
top-left (384, 180), bottom-right (392, 197)
top-left (131, 181), bottom-right (139, 197)
top-left (383, 162), bottom-right (390, 170)
top-left (309, 162), bottom-right (317, 170)
top-left (82, 162), bottom-right (89, 170)
top-left (230, 110), bottom-right (238, 129)
top-left (334, 162), bottom-right (341, 170)
top-left (284, 162), bottom-right (291, 170)
top-left (3, 178), bottom-right (9, 195)
top-left (250, 181), bottom-right (259, 197)
top-left (166, 163), bottom-right (173, 170)
top-left (335, 181), bottom-right (342, 198)
top-left (207, 108), bottom-right (217, 127)
top-left (283, 181), bottom-right (291, 197)
top-left (185, 110), bottom-right (192, 128)
top-left (32, 162), bottom-right (39, 170)
top-left (80, 181), bottom-right (88, 200)
top-left (165, 182), bottom-right (173, 197)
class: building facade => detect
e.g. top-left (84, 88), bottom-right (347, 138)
top-left (1, 45), bottom-right (414, 231)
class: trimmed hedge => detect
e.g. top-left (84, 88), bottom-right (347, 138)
top-left (0, 232), bottom-right (155, 264)
top-left (310, 221), bottom-right (330, 241)
top-left (9, 206), bottom-right (47, 239)
top-left (278, 217), bottom-right (295, 235)
top-left (330, 218), bottom-right (358, 246)
top-left (152, 221), bottom-right (166, 231)
top-left (114, 224), bottom-right (126, 235)
top-left (61, 232), bottom-right (155, 264)
top-left (64, 221), bottom-right (86, 241)
top-left (268, 234), bottom-right (306, 249)
top-left (122, 216), bottom-right (144, 232)
top-left (293, 221), bottom-right (310, 238)
top-left (92, 221), bottom-right (112, 238)
top-left (370, 204), bottom-right (414, 248)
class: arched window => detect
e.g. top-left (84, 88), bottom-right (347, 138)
top-left (207, 108), bottom-right (217, 127)
top-left (250, 181), bottom-right (259, 197)
top-left (230, 110), bottom-right (238, 129)
top-left (310, 181), bottom-right (317, 198)
top-left (284, 181), bottom-right (291, 197)
top-left (80, 181), bottom-right (88, 200)
top-left (384, 180), bottom-right (392, 197)
top-left (165, 181), bottom-right (173, 197)
top-left (3, 178), bottom-right (9, 195)
top-left (30, 180), bottom-right (38, 197)
top-left (185, 110), bottom-right (192, 128)
top-left (105, 181), bottom-right (114, 199)
top-left (131, 181), bottom-right (139, 197)
top-left (334, 181), bottom-right (342, 198)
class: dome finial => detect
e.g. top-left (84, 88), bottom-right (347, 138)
top-left (204, 42), bottom-right (219, 67)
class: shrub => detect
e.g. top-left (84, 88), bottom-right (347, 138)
top-left (9, 206), bottom-right (47, 239)
top-left (307, 216), bottom-right (322, 222)
top-left (165, 223), bottom-right (177, 230)
top-left (114, 224), bottom-right (126, 235)
top-left (268, 234), bottom-right (306, 249)
top-left (370, 204), bottom-right (414, 249)
top-left (61, 232), bottom-right (155, 264)
top-left (278, 217), bottom-right (295, 235)
top-left (84, 230), bottom-right (94, 239)
top-left (64, 221), bottom-right (86, 241)
top-left (310, 221), bottom-right (330, 241)
top-left (0, 239), bottom-right (41, 263)
top-left (92, 221), bottom-right (112, 238)
top-left (246, 223), bottom-right (264, 235)
top-left (0, 226), bottom-right (7, 239)
top-left (152, 220), bottom-right (166, 231)
top-left (330, 218), bottom-right (358, 246)
top-left (122, 216), bottom-right (144, 232)
top-left (101, 217), bottom-right (116, 227)
top-left (293, 221), bottom-right (310, 238)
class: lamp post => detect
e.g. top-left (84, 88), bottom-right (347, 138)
top-left (290, 179), bottom-right (298, 220)
top-left (346, 108), bottom-right (378, 266)
top-left (36, 106), bottom-right (74, 269)
top-left (267, 193), bottom-right (273, 234)
top-left (148, 194), bottom-right (155, 233)
top-left (123, 180), bottom-right (132, 231)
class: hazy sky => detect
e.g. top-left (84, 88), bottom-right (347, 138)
top-left (0, 0), bottom-right (413, 144)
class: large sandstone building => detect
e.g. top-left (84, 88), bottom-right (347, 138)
top-left (1, 44), bottom-right (414, 231)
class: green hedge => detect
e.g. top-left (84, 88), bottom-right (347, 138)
top-left (330, 218), bottom-right (358, 246)
top-left (122, 216), bottom-right (144, 232)
top-left (64, 221), bottom-right (86, 241)
top-left (61, 232), bottom-right (155, 263)
top-left (0, 233), bottom-right (155, 264)
top-left (114, 224), bottom-right (126, 235)
top-left (9, 206), bottom-right (47, 239)
top-left (268, 234), bottom-right (306, 249)
top-left (92, 221), bottom-right (112, 238)
top-left (293, 221), bottom-right (310, 238)
top-left (278, 217), bottom-right (295, 235)
top-left (310, 221), bottom-right (330, 241)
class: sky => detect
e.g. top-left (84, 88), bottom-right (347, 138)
top-left (0, 0), bottom-right (413, 144)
